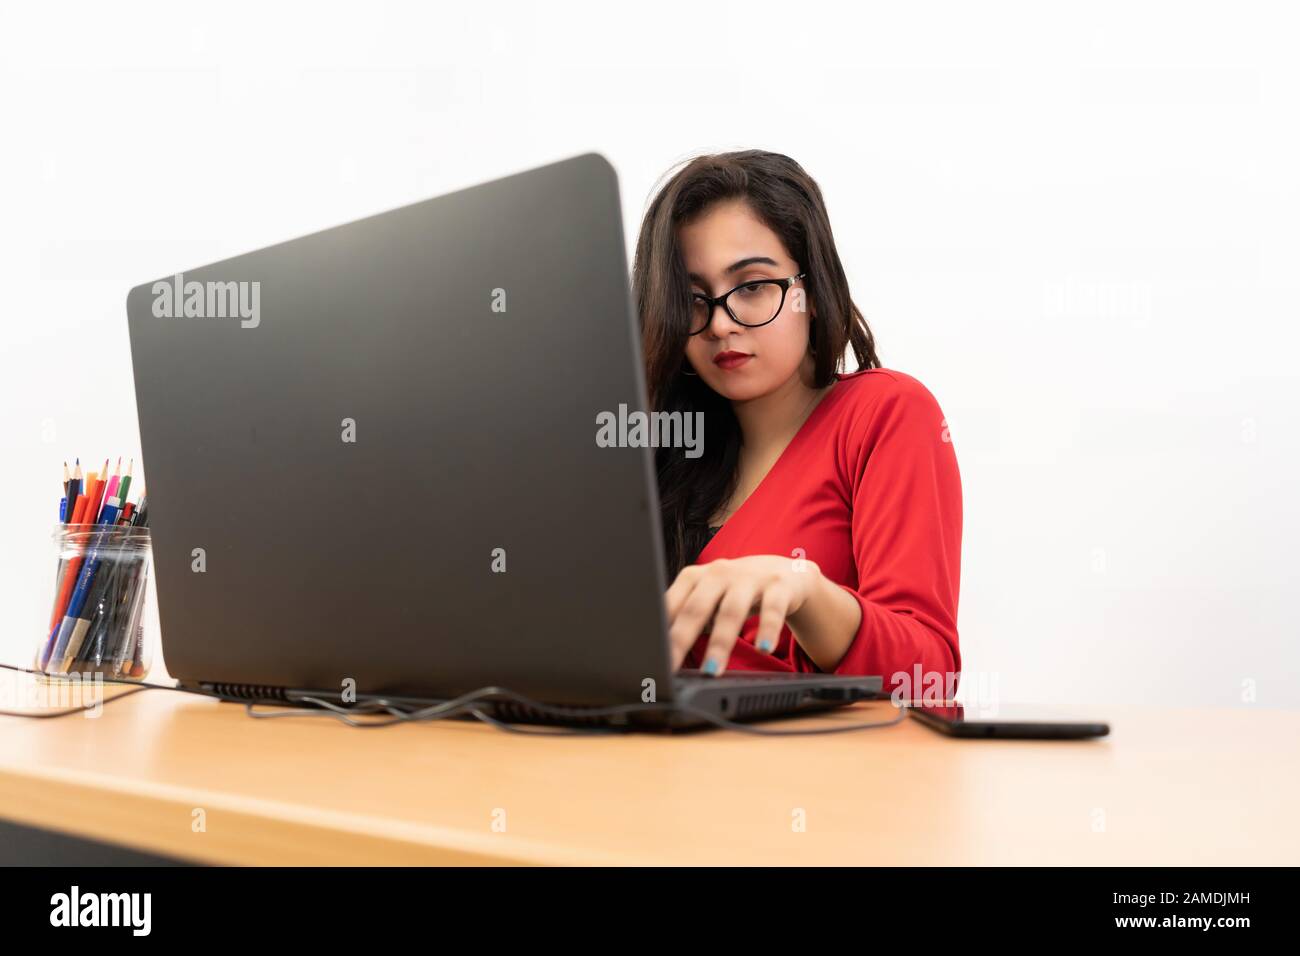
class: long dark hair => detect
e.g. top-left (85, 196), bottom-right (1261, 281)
top-left (632, 150), bottom-right (879, 577)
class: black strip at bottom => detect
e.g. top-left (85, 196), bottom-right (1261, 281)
top-left (0, 818), bottom-right (194, 867)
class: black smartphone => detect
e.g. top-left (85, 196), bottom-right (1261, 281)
top-left (909, 703), bottom-right (1110, 739)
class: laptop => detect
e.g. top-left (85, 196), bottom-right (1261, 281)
top-left (124, 153), bottom-right (881, 731)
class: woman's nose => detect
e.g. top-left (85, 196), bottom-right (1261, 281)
top-left (703, 300), bottom-right (744, 337)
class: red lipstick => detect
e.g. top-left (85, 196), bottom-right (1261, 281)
top-left (712, 350), bottom-right (752, 371)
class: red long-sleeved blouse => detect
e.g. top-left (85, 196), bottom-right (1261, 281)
top-left (681, 368), bottom-right (963, 693)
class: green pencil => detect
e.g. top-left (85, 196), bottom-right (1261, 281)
top-left (116, 459), bottom-right (134, 517)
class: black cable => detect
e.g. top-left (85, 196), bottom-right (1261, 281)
top-left (0, 683), bottom-right (153, 718)
top-left (0, 661), bottom-right (905, 735)
top-left (250, 686), bottom-right (906, 736)
top-left (247, 696), bottom-right (628, 736)
top-left (0, 660), bottom-right (205, 717)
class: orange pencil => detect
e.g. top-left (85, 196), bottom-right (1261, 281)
top-left (47, 494), bottom-right (90, 632)
top-left (88, 458), bottom-right (109, 522)
top-left (79, 475), bottom-right (100, 528)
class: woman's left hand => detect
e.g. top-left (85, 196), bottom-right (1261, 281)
top-left (665, 555), bottom-right (821, 674)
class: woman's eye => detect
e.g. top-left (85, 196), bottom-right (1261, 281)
top-left (736, 282), bottom-right (765, 296)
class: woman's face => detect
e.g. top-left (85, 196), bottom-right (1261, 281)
top-left (679, 199), bottom-right (812, 402)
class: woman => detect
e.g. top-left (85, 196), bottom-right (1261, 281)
top-left (632, 150), bottom-right (962, 694)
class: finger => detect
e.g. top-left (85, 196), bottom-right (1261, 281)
top-left (668, 576), bottom-right (726, 671)
top-left (664, 564), bottom-right (703, 624)
top-left (699, 583), bottom-right (758, 677)
top-left (753, 584), bottom-right (792, 654)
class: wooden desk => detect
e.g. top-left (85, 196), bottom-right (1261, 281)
top-left (0, 671), bottom-right (1295, 865)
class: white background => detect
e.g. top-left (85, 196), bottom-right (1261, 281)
top-left (2, 1), bottom-right (1296, 707)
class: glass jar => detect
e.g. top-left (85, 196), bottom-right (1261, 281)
top-left (38, 524), bottom-right (154, 680)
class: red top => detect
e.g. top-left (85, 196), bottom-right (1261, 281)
top-left (682, 368), bottom-right (963, 691)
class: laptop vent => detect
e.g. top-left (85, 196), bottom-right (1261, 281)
top-left (205, 682), bottom-right (290, 702)
top-left (733, 691), bottom-right (804, 720)
top-left (488, 701), bottom-right (613, 728)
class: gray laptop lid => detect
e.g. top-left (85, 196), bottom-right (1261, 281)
top-left (126, 153), bottom-right (674, 706)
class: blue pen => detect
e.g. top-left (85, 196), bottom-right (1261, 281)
top-left (48, 565), bottom-right (99, 670)
top-left (47, 501), bottom-right (121, 670)
top-left (99, 499), bottom-right (119, 527)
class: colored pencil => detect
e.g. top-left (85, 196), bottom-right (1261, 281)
top-left (104, 457), bottom-right (121, 509)
top-left (45, 493), bottom-right (89, 638)
top-left (116, 459), bottom-right (133, 512)
top-left (89, 458), bottom-right (109, 522)
top-left (80, 470), bottom-right (100, 527)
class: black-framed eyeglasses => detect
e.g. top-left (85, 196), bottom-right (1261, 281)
top-left (688, 273), bottom-right (806, 336)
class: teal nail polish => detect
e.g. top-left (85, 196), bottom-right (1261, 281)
top-left (757, 638), bottom-right (774, 653)
top-left (702, 658), bottom-right (719, 676)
